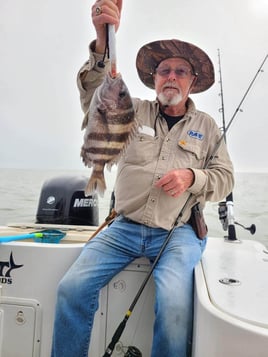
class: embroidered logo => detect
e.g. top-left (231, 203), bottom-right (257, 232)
top-left (187, 130), bottom-right (204, 140)
top-left (178, 140), bottom-right (187, 146)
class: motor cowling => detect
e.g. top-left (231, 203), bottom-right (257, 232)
top-left (36, 175), bottom-right (99, 226)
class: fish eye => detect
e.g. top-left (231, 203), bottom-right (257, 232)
top-left (119, 91), bottom-right (126, 98)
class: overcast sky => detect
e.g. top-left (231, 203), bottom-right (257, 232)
top-left (0, 0), bottom-right (267, 172)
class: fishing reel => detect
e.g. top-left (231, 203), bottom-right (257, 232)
top-left (218, 201), bottom-right (228, 231)
top-left (112, 342), bottom-right (142, 357)
top-left (218, 201), bottom-right (256, 235)
top-left (124, 346), bottom-right (142, 356)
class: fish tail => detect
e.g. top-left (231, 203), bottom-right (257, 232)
top-left (85, 169), bottom-right (106, 197)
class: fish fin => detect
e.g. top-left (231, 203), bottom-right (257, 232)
top-left (81, 112), bottom-right (89, 130)
top-left (132, 117), bottom-right (140, 136)
top-left (85, 170), bottom-right (106, 198)
top-left (106, 162), bottom-right (117, 171)
top-left (80, 147), bottom-right (93, 168)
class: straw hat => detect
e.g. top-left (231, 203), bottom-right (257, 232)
top-left (136, 39), bottom-right (215, 93)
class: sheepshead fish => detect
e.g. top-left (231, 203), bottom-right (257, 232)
top-left (81, 73), bottom-right (136, 197)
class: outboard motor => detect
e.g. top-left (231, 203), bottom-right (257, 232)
top-left (36, 175), bottom-right (99, 226)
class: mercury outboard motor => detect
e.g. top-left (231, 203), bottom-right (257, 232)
top-left (36, 175), bottom-right (99, 226)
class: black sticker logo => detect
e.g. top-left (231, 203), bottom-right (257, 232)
top-left (0, 252), bottom-right (24, 284)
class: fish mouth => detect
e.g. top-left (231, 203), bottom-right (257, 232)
top-left (108, 72), bottom-right (122, 79)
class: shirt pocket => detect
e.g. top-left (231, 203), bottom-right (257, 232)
top-left (175, 140), bottom-right (207, 168)
top-left (123, 134), bottom-right (159, 166)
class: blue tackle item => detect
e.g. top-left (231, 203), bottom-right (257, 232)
top-left (0, 229), bottom-right (66, 244)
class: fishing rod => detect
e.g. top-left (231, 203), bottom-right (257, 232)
top-left (102, 52), bottom-right (267, 356)
top-left (217, 48), bottom-right (237, 240)
top-left (102, 195), bottom-right (193, 357)
top-left (217, 50), bottom-right (267, 240)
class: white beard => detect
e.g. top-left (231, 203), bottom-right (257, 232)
top-left (158, 90), bottom-right (183, 107)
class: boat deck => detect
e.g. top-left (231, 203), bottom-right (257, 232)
top-left (1, 224), bottom-right (268, 356)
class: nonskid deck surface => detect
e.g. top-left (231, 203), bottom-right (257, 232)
top-left (201, 237), bottom-right (268, 328)
top-left (192, 237), bottom-right (268, 357)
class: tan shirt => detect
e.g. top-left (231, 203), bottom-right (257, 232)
top-left (77, 45), bottom-right (234, 230)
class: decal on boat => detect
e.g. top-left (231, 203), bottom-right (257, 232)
top-left (0, 252), bottom-right (24, 284)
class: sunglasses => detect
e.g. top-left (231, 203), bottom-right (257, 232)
top-left (155, 66), bottom-right (196, 78)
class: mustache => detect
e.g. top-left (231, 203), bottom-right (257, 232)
top-left (162, 82), bottom-right (180, 90)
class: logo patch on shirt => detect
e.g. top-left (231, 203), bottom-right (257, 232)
top-left (179, 140), bottom-right (187, 146)
top-left (187, 130), bottom-right (204, 140)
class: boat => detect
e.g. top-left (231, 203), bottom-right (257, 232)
top-left (1, 174), bottom-right (268, 357)
top-left (1, 45), bottom-right (267, 357)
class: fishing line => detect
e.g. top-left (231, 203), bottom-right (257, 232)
top-left (102, 53), bottom-right (267, 357)
top-left (97, 24), bottom-right (110, 68)
top-left (209, 53), bottom-right (268, 165)
top-left (217, 50), bottom-right (267, 239)
top-left (97, 24), bottom-right (117, 78)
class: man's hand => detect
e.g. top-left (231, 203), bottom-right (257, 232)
top-left (155, 169), bottom-right (194, 198)
top-left (91, 0), bottom-right (123, 53)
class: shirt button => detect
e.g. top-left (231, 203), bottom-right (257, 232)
top-left (162, 156), bottom-right (166, 160)
top-left (151, 198), bottom-right (155, 203)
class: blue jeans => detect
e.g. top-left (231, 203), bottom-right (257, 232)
top-left (51, 215), bottom-right (207, 357)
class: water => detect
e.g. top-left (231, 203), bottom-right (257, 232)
top-left (0, 168), bottom-right (267, 248)
top-left (0, 168), bottom-right (115, 226)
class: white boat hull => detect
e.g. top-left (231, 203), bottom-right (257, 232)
top-left (1, 225), bottom-right (268, 356)
top-left (0, 226), bottom-right (155, 357)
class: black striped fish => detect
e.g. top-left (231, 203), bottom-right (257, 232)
top-left (81, 73), bottom-right (136, 197)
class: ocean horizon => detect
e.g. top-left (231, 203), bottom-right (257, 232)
top-left (0, 168), bottom-right (267, 248)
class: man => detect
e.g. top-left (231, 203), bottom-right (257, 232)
top-left (51, 1), bottom-right (234, 356)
